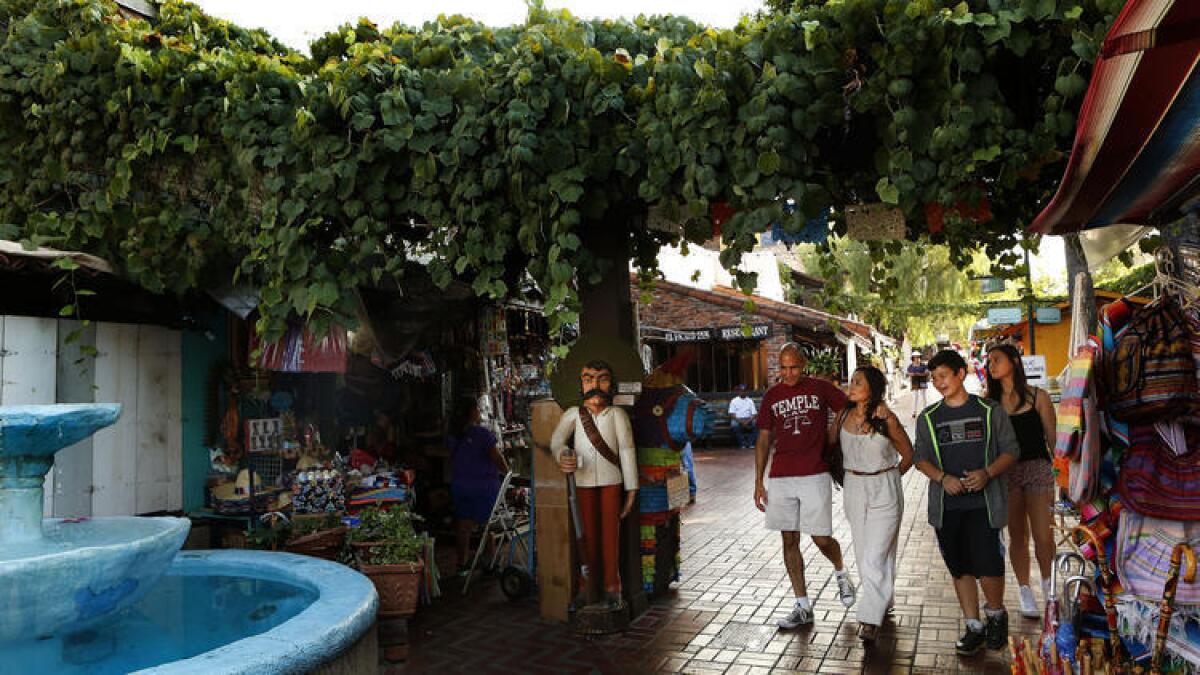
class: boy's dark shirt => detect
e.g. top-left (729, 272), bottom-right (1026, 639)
top-left (924, 399), bottom-right (988, 510)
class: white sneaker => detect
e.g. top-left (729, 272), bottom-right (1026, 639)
top-left (777, 604), bottom-right (814, 629)
top-left (1018, 585), bottom-right (1039, 619)
top-left (837, 574), bottom-right (857, 608)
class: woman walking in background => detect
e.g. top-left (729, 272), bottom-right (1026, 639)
top-left (448, 399), bottom-right (509, 576)
top-left (833, 366), bottom-right (914, 643)
top-left (985, 343), bottom-right (1057, 619)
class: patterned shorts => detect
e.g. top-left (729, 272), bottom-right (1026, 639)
top-left (1008, 459), bottom-right (1056, 493)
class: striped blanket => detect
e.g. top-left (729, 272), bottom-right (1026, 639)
top-left (1116, 510), bottom-right (1200, 669)
top-left (1055, 341), bottom-right (1096, 460)
top-left (1055, 341), bottom-right (1103, 501)
top-left (1118, 424), bottom-right (1200, 521)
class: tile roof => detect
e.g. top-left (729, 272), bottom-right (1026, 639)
top-left (638, 275), bottom-right (888, 342)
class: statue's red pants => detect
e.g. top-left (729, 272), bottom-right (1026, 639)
top-left (577, 484), bottom-right (622, 594)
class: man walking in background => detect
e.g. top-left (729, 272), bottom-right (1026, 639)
top-left (728, 384), bottom-right (757, 449)
top-left (754, 343), bottom-right (856, 629)
top-left (907, 351), bottom-right (930, 419)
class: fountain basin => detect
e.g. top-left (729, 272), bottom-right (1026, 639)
top-left (0, 516), bottom-right (190, 641)
top-left (8, 550), bottom-right (380, 674)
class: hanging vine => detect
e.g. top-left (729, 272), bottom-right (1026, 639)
top-left (0, 0), bottom-right (1121, 340)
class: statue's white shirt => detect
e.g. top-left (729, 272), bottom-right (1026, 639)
top-left (550, 405), bottom-right (638, 490)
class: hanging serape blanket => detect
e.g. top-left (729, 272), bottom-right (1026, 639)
top-left (1056, 341), bottom-right (1104, 502)
top-left (1118, 424), bottom-right (1200, 521)
top-left (1115, 508), bottom-right (1200, 672)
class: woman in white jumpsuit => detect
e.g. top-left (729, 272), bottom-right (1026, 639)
top-left (832, 366), bottom-right (914, 643)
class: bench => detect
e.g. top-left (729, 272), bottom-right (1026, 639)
top-left (695, 396), bottom-right (759, 449)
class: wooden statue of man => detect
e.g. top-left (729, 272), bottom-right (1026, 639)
top-left (551, 359), bottom-right (638, 608)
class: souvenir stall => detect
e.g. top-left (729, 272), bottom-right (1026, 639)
top-left (204, 322), bottom-right (351, 530)
top-left (1016, 2), bottom-right (1200, 671)
top-left (1018, 251), bottom-right (1199, 675)
top-left (477, 303), bottom-right (554, 478)
top-left (202, 319), bottom-right (419, 542)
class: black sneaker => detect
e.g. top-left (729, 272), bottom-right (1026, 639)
top-left (985, 609), bottom-right (1009, 650)
top-left (955, 626), bottom-right (986, 655)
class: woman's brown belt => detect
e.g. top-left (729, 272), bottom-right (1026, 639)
top-left (845, 466), bottom-right (898, 477)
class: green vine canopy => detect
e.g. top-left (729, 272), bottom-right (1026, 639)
top-left (0, 0), bottom-right (1121, 341)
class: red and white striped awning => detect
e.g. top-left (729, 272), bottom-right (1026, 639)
top-left (1031, 0), bottom-right (1200, 235)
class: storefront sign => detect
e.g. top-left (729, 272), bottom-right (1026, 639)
top-left (1035, 307), bottom-right (1062, 324)
top-left (987, 307), bottom-right (1023, 325)
top-left (663, 324), bottom-right (773, 343)
top-left (663, 328), bottom-right (713, 343)
top-left (715, 324), bottom-right (772, 341)
top-left (1022, 355), bottom-right (1048, 388)
top-left (976, 276), bottom-right (1005, 294)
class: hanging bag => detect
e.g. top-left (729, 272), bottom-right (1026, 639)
top-left (825, 408), bottom-right (848, 488)
top-left (1056, 342), bottom-right (1098, 460)
top-left (1105, 296), bottom-right (1200, 424)
top-left (1118, 424), bottom-right (1200, 521)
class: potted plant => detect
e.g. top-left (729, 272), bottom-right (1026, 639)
top-left (804, 346), bottom-right (842, 383)
top-left (349, 506), bottom-right (426, 617)
top-left (284, 512), bottom-right (348, 561)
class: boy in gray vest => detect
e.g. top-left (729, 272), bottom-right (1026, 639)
top-left (912, 350), bottom-right (1019, 655)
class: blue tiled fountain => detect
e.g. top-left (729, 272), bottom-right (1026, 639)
top-left (2, 405), bottom-right (378, 674)
top-left (0, 404), bottom-right (189, 641)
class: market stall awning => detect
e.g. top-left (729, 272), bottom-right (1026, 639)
top-left (1031, 0), bottom-right (1200, 235)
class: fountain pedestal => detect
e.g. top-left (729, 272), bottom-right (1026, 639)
top-left (0, 486), bottom-right (46, 544)
top-left (0, 404), bottom-right (190, 642)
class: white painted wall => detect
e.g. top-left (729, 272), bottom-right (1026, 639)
top-left (0, 316), bottom-right (59, 514)
top-left (651, 244), bottom-right (787, 301)
top-left (0, 317), bottom-right (182, 517)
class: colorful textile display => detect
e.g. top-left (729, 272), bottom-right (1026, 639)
top-left (347, 471), bottom-right (413, 513)
top-left (1055, 341), bottom-right (1104, 502)
top-left (1050, 290), bottom-right (1200, 670)
top-left (1056, 341), bottom-right (1098, 460)
top-left (1117, 510), bottom-right (1200, 606)
top-left (253, 324), bottom-right (348, 373)
top-left (1105, 296), bottom-right (1200, 424)
top-left (1118, 424), bottom-right (1200, 521)
top-left (292, 470), bottom-right (346, 514)
top-left (348, 485), bottom-right (410, 511)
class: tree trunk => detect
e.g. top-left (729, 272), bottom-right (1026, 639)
top-left (1063, 233), bottom-right (1097, 341)
top-left (577, 221), bottom-right (649, 620)
top-left (578, 228), bottom-right (636, 344)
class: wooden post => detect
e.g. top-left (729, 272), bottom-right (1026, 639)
top-left (531, 400), bottom-right (570, 622)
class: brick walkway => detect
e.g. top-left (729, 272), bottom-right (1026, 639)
top-left (391, 395), bottom-right (1047, 674)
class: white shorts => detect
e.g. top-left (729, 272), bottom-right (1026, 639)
top-left (764, 473), bottom-right (834, 535)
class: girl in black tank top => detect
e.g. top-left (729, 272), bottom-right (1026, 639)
top-left (985, 344), bottom-right (1058, 619)
top-left (1009, 407), bottom-right (1050, 462)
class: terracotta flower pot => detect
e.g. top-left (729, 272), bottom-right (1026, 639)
top-left (284, 526), bottom-right (347, 561)
top-left (361, 559), bottom-right (424, 618)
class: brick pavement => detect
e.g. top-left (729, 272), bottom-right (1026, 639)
top-left (390, 393), bottom-right (1047, 674)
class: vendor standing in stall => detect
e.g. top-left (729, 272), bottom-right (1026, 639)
top-left (448, 399), bottom-right (508, 576)
top-left (365, 409), bottom-right (399, 464)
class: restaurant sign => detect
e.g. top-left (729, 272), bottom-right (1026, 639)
top-left (716, 324), bottom-right (772, 341)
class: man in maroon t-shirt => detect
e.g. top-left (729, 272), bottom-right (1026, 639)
top-left (754, 342), bottom-right (855, 629)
